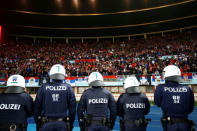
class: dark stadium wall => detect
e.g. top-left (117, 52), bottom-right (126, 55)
top-left (4, 16), bottom-right (197, 37)
top-left (0, 0), bottom-right (190, 14)
top-left (2, 1), bottom-right (197, 27)
top-left (0, 25), bottom-right (2, 42)
top-left (0, 0), bottom-right (197, 37)
top-left (1, 1), bottom-right (197, 28)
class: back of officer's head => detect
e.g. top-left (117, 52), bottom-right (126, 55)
top-left (5, 74), bottom-right (26, 93)
top-left (124, 76), bottom-right (141, 93)
top-left (88, 72), bottom-right (104, 88)
top-left (49, 64), bottom-right (66, 80)
top-left (163, 65), bottom-right (181, 83)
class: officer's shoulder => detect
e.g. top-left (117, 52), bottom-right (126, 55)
top-left (81, 88), bottom-right (91, 94)
top-left (156, 83), bottom-right (166, 88)
top-left (179, 84), bottom-right (190, 89)
top-left (39, 83), bottom-right (50, 90)
top-left (139, 93), bottom-right (148, 98)
top-left (118, 93), bottom-right (126, 99)
top-left (62, 83), bottom-right (72, 88)
top-left (19, 92), bottom-right (32, 98)
top-left (102, 88), bottom-right (112, 94)
top-left (40, 83), bottom-right (49, 87)
top-left (155, 84), bottom-right (167, 90)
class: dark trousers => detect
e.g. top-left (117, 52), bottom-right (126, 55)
top-left (87, 124), bottom-right (108, 131)
top-left (40, 121), bottom-right (67, 131)
top-left (164, 123), bottom-right (191, 131)
top-left (122, 123), bottom-right (146, 131)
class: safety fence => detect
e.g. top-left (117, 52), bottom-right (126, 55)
top-left (1, 72), bottom-right (197, 87)
top-left (1, 74), bottom-right (197, 101)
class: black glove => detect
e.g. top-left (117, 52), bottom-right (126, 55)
top-left (79, 122), bottom-right (85, 131)
top-left (70, 125), bottom-right (73, 131)
top-left (110, 124), bottom-right (114, 130)
top-left (36, 124), bottom-right (40, 131)
top-left (108, 120), bottom-right (114, 130)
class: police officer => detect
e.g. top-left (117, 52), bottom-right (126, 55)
top-left (77, 72), bottom-right (117, 131)
top-left (154, 65), bottom-right (195, 131)
top-left (0, 74), bottom-right (34, 131)
top-left (34, 64), bottom-right (76, 131)
top-left (117, 76), bottom-right (150, 131)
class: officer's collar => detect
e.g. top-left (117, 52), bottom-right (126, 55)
top-left (127, 93), bottom-right (141, 95)
top-left (165, 80), bottom-right (179, 85)
top-left (52, 80), bottom-right (63, 83)
top-left (92, 86), bottom-right (101, 88)
top-left (4, 86), bottom-right (25, 94)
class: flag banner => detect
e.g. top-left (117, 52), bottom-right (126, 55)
top-left (117, 76), bottom-right (125, 81)
top-left (181, 73), bottom-right (192, 81)
top-left (25, 77), bottom-right (39, 87)
top-left (75, 77), bottom-right (88, 86)
top-left (14, 73), bottom-right (197, 87)
top-left (192, 73), bottom-right (197, 80)
top-left (69, 60), bottom-right (75, 64)
top-left (180, 73), bottom-right (192, 84)
top-left (180, 73), bottom-right (197, 84)
top-left (0, 78), bottom-right (6, 85)
top-left (151, 75), bottom-right (165, 86)
top-left (191, 73), bottom-right (197, 84)
top-left (65, 76), bottom-right (122, 87)
top-left (103, 76), bottom-right (118, 81)
top-left (75, 59), bottom-right (96, 63)
top-left (104, 82), bottom-right (123, 86)
top-left (139, 75), bottom-right (149, 85)
top-left (65, 77), bottom-right (78, 84)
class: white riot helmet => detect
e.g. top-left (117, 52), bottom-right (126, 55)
top-left (124, 76), bottom-right (141, 93)
top-left (88, 72), bottom-right (104, 87)
top-left (49, 64), bottom-right (66, 80)
top-left (163, 65), bottom-right (182, 82)
top-left (5, 74), bottom-right (25, 93)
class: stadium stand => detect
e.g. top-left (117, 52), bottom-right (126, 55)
top-left (0, 30), bottom-right (197, 79)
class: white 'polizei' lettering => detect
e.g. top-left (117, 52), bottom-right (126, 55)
top-left (46, 86), bottom-right (67, 91)
top-left (126, 103), bottom-right (145, 109)
top-left (0, 104), bottom-right (21, 110)
top-left (164, 87), bottom-right (187, 93)
top-left (88, 98), bottom-right (108, 104)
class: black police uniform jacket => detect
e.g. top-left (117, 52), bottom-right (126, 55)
top-left (77, 87), bottom-right (117, 127)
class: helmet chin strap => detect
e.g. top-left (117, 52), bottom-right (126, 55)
top-left (52, 79), bottom-right (63, 83)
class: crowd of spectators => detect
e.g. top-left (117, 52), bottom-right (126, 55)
top-left (0, 29), bottom-right (197, 79)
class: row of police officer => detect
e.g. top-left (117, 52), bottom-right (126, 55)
top-left (78, 65), bottom-right (195, 131)
top-left (0, 64), bottom-right (195, 131)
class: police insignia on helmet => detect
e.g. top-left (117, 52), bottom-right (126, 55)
top-left (12, 77), bottom-right (18, 81)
